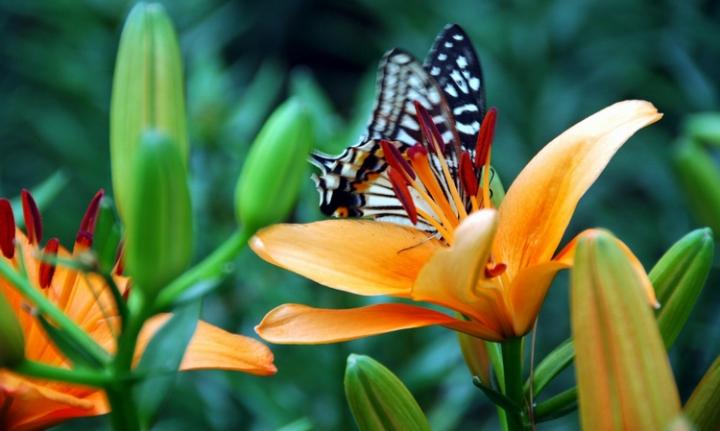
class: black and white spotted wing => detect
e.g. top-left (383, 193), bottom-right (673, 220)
top-left (425, 24), bottom-right (486, 150)
top-left (311, 24), bottom-right (486, 226)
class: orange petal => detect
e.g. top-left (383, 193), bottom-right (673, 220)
top-left (494, 100), bottom-right (662, 278)
top-left (251, 220), bottom-right (441, 297)
top-left (506, 261), bottom-right (567, 335)
top-left (255, 303), bottom-right (503, 344)
top-left (137, 315), bottom-right (276, 376)
top-left (412, 210), bottom-right (501, 323)
top-left (0, 370), bottom-right (105, 431)
top-left (555, 229), bottom-right (658, 308)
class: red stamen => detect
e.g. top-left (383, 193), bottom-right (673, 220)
top-left (407, 143), bottom-right (429, 160)
top-left (114, 241), bottom-right (125, 276)
top-left (21, 189), bottom-right (42, 245)
top-left (0, 199), bottom-right (16, 259)
top-left (380, 140), bottom-right (415, 180)
top-left (387, 168), bottom-right (418, 225)
top-left (459, 151), bottom-right (478, 197)
top-left (75, 189), bottom-right (104, 248)
top-left (39, 237), bottom-right (60, 289)
top-left (484, 262), bottom-right (506, 279)
top-left (413, 101), bottom-right (446, 154)
top-left (474, 107), bottom-right (497, 168)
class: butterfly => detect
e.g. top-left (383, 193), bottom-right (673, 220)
top-left (311, 24), bottom-right (490, 231)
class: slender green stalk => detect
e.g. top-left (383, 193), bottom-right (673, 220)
top-left (106, 293), bottom-right (150, 431)
top-left (0, 259), bottom-right (109, 365)
top-left (501, 337), bottom-right (527, 430)
top-left (154, 229), bottom-right (250, 310)
top-left (14, 360), bottom-right (111, 387)
top-left (103, 272), bottom-right (128, 327)
top-left (533, 387), bottom-right (578, 422)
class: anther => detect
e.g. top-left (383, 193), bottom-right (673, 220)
top-left (474, 107), bottom-right (497, 168)
top-left (75, 189), bottom-right (104, 248)
top-left (387, 168), bottom-right (418, 225)
top-left (413, 101), bottom-right (446, 154)
top-left (39, 238), bottom-right (60, 289)
top-left (459, 151), bottom-right (478, 197)
top-left (21, 189), bottom-right (42, 245)
top-left (380, 140), bottom-right (415, 180)
top-left (0, 199), bottom-right (16, 259)
top-left (484, 262), bottom-right (506, 279)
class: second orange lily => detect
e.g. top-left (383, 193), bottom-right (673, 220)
top-left (252, 100), bottom-right (661, 343)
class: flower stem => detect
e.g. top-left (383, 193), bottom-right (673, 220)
top-left (14, 360), bottom-right (111, 387)
top-left (154, 229), bottom-right (250, 311)
top-left (0, 259), bottom-right (109, 365)
top-left (106, 292), bottom-right (149, 431)
top-left (501, 337), bottom-right (528, 431)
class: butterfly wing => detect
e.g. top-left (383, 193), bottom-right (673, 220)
top-left (312, 24), bottom-right (486, 228)
top-left (424, 24), bottom-right (486, 150)
top-left (311, 49), bottom-right (451, 221)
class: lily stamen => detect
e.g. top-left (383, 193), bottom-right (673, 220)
top-left (21, 189), bottom-right (42, 245)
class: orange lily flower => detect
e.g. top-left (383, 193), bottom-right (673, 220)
top-left (0, 191), bottom-right (276, 431)
top-left (252, 100), bottom-right (661, 344)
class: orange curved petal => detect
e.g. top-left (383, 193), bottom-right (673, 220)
top-left (0, 370), bottom-right (105, 431)
top-left (412, 210), bottom-right (502, 325)
top-left (494, 100), bottom-right (662, 278)
top-left (137, 315), bottom-right (276, 376)
top-left (255, 303), bottom-right (503, 344)
top-left (555, 229), bottom-right (658, 307)
top-left (251, 220), bottom-right (441, 297)
top-left (506, 261), bottom-right (567, 335)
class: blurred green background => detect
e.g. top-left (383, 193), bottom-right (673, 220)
top-left (1, 0), bottom-right (719, 429)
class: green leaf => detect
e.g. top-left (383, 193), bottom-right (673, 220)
top-left (135, 301), bottom-right (201, 428)
top-left (684, 355), bottom-right (720, 431)
top-left (472, 377), bottom-right (522, 414)
top-left (10, 171), bottom-right (68, 226)
top-left (344, 354), bottom-right (430, 431)
top-left (36, 313), bottom-right (104, 369)
top-left (533, 387), bottom-right (578, 423)
top-left (524, 338), bottom-right (574, 396)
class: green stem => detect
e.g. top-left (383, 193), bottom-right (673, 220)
top-left (501, 337), bottom-right (527, 431)
top-left (154, 229), bottom-right (250, 310)
top-left (0, 259), bottom-right (109, 365)
top-left (14, 360), bottom-right (111, 387)
top-left (106, 293), bottom-right (149, 431)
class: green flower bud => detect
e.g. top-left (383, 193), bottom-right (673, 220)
top-left (344, 354), bottom-right (430, 431)
top-left (111, 2), bottom-right (188, 218)
top-left (235, 98), bottom-right (314, 233)
top-left (650, 228), bottom-right (714, 348)
top-left (0, 293), bottom-right (25, 368)
top-left (684, 355), bottom-right (720, 431)
top-left (571, 231), bottom-right (681, 430)
top-left (125, 131), bottom-right (192, 297)
top-left (674, 139), bottom-right (720, 235)
top-left (685, 113), bottom-right (720, 146)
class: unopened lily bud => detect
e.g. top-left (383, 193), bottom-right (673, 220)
top-left (125, 131), bottom-right (192, 297)
top-left (674, 139), bottom-right (720, 235)
top-left (571, 230), bottom-right (681, 430)
top-left (111, 2), bottom-right (188, 217)
top-left (457, 332), bottom-right (491, 385)
top-left (344, 354), bottom-right (430, 431)
top-left (235, 98), bottom-right (314, 233)
top-left (649, 228), bottom-right (714, 348)
top-left (684, 355), bottom-right (720, 431)
top-left (0, 293), bottom-right (24, 367)
top-left (685, 113), bottom-right (720, 146)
